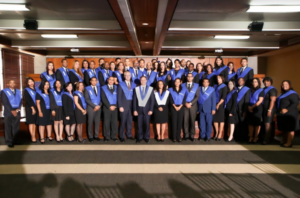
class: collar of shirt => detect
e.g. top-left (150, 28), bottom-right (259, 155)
top-left (238, 86), bottom-right (243, 90)
top-left (203, 86), bottom-right (208, 91)
top-left (187, 82), bottom-right (192, 86)
top-left (9, 88), bottom-right (15, 92)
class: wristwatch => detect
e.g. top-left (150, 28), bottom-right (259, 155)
top-left (190, 102), bottom-right (192, 106)
top-left (268, 109), bottom-right (272, 112)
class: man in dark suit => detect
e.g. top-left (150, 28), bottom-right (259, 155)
top-left (1, 80), bottom-right (22, 147)
top-left (84, 77), bottom-right (102, 142)
top-left (84, 60), bottom-right (100, 87)
top-left (117, 71), bottom-right (136, 142)
top-left (198, 78), bottom-right (216, 142)
top-left (98, 61), bottom-right (113, 86)
top-left (182, 73), bottom-right (200, 141)
top-left (101, 76), bottom-right (118, 142)
top-left (129, 60), bottom-right (143, 85)
top-left (56, 59), bottom-right (70, 88)
top-left (235, 77), bottom-right (250, 142)
top-left (236, 58), bottom-right (254, 87)
top-left (133, 76), bottom-right (155, 143)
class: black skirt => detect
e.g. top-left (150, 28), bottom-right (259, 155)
top-left (37, 109), bottom-right (53, 126)
top-left (263, 107), bottom-right (276, 123)
top-left (247, 105), bottom-right (263, 126)
top-left (213, 105), bottom-right (225, 122)
top-left (225, 109), bottom-right (237, 124)
top-left (51, 106), bottom-right (63, 121)
top-left (63, 114), bottom-right (76, 125)
top-left (25, 106), bottom-right (37, 124)
top-left (75, 107), bottom-right (86, 124)
top-left (154, 105), bottom-right (169, 124)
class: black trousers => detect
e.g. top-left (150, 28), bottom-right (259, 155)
top-left (235, 112), bottom-right (248, 141)
top-left (171, 106), bottom-right (184, 140)
top-left (183, 106), bottom-right (197, 138)
top-left (137, 113), bottom-right (151, 140)
top-left (119, 110), bottom-right (133, 139)
top-left (103, 107), bottom-right (118, 139)
top-left (4, 115), bottom-right (20, 145)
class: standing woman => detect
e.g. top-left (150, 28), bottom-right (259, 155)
top-left (62, 82), bottom-right (76, 142)
top-left (247, 78), bottom-right (264, 143)
top-left (69, 60), bottom-right (84, 90)
top-left (155, 62), bottom-right (169, 87)
top-left (110, 61), bottom-right (116, 72)
top-left (166, 58), bottom-right (173, 70)
top-left (276, 80), bottom-right (299, 147)
top-left (169, 78), bottom-right (187, 142)
top-left (41, 61), bottom-right (56, 89)
top-left (195, 63), bottom-right (205, 85)
top-left (214, 56), bottom-right (228, 83)
top-left (154, 80), bottom-right (170, 142)
top-left (204, 64), bottom-right (216, 87)
top-left (153, 62), bottom-right (159, 72)
top-left (74, 82), bottom-right (87, 143)
top-left (81, 60), bottom-right (90, 74)
top-left (213, 75), bottom-right (228, 140)
top-left (228, 62), bottom-right (236, 82)
top-left (49, 80), bottom-right (64, 142)
top-left (224, 80), bottom-right (237, 142)
top-left (36, 81), bottom-right (53, 144)
top-left (113, 61), bottom-right (125, 84)
top-left (24, 77), bottom-right (37, 142)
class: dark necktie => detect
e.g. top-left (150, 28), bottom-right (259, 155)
top-left (188, 83), bottom-right (191, 91)
top-left (106, 70), bottom-right (109, 75)
top-left (93, 87), bottom-right (97, 96)
top-left (240, 67), bottom-right (244, 75)
top-left (148, 72), bottom-right (150, 78)
top-left (127, 82), bottom-right (131, 90)
top-left (93, 70), bottom-right (96, 75)
top-left (135, 70), bottom-right (138, 76)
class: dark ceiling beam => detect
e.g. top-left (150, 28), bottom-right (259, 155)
top-left (0, 35), bottom-right (11, 46)
top-left (108, 0), bottom-right (142, 55)
top-left (0, 30), bottom-right (125, 35)
top-left (153, 0), bottom-right (178, 56)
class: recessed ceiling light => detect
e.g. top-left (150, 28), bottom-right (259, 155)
top-left (70, 48), bottom-right (80, 52)
top-left (247, 6), bottom-right (300, 13)
top-left (0, 4), bottom-right (29, 11)
top-left (41, 34), bottom-right (78, 38)
top-left (145, 42), bottom-right (149, 43)
top-left (215, 49), bottom-right (223, 53)
top-left (214, 35), bottom-right (250, 39)
top-left (142, 23), bottom-right (149, 26)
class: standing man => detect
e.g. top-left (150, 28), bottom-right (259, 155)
top-left (144, 62), bottom-right (157, 87)
top-left (84, 77), bottom-right (101, 142)
top-left (115, 58), bottom-right (121, 65)
top-left (56, 59), bottom-right (70, 88)
top-left (236, 58), bottom-right (254, 87)
top-left (1, 80), bottom-right (22, 147)
top-left (198, 78), bottom-right (216, 142)
top-left (185, 63), bottom-right (198, 83)
top-left (124, 58), bottom-right (131, 72)
top-left (180, 59), bottom-right (187, 70)
top-left (236, 77), bottom-right (250, 142)
top-left (139, 59), bottom-right (146, 73)
top-left (129, 60), bottom-right (143, 85)
top-left (98, 62), bottom-right (113, 86)
top-left (117, 71), bottom-right (136, 142)
top-left (101, 76), bottom-right (118, 142)
top-left (182, 73), bottom-right (200, 141)
top-left (133, 76), bottom-right (155, 143)
top-left (84, 60), bottom-right (99, 87)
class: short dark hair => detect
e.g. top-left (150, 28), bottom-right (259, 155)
top-left (64, 82), bottom-right (73, 92)
top-left (174, 59), bottom-right (180, 64)
top-left (189, 63), bottom-right (194, 68)
top-left (61, 59), bottom-right (67, 63)
top-left (82, 60), bottom-right (90, 69)
top-left (90, 77), bottom-right (97, 81)
top-left (98, 58), bottom-right (104, 63)
top-left (281, 80), bottom-right (294, 94)
top-left (202, 78), bottom-right (210, 84)
top-left (263, 76), bottom-right (273, 84)
top-left (187, 73), bottom-right (194, 77)
top-left (139, 59), bottom-right (145, 63)
top-left (241, 57), bottom-right (248, 62)
top-left (140, 76), bottom-right (147, 81)
top-left (115, 57), bottom-right (121, 62)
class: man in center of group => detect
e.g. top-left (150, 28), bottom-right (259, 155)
top-left (139, 59), bottom-right (146, 73)
top-left (98, 61), bottom-right (113, 86)
top-left (129, 60), bottom-right (143, 85)
top-left (56, 59), bottom-right (70, 88)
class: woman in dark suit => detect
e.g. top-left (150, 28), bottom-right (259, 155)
top-left (247, 78), bottom-right (264, 143)
top-left (69, 60), bottom-right (84, 90)
top-left (81, 60), bottom-right (89, 74)
top-left (153, 61), bottom-right (159, 73)
top-left (40, 61), bottom-right (56, 89)
top-left (36, 81), bottom-right (53, 144)
top-left (74, 82), bottom-right (87, 143)
top-left (169, 78), bottom-right (186, 142)
top-left (204, 64), bottom-right (216, 87)
top-left (195, 63), bottom-right (205, 85)
top-left (24, 77), bottom-right (37, 142)
top-left (276, 80), bottom-right (299, 147)
top-left (155, 62), bottom-right (169, 87)
top-left (214, 56), bottom-right (228, 83)
top-left (228, 62), bottom-right (236, 82)
top-left (113, 61), bottom-right (125, 84)
top-left (49, 80), bottom-right (64, 142)
top-left (154, 80), bottom-right (170, 142)
top-left (62, 82), bottom-right (76, 142)
top-left (224, 79), bottom-right (237, 142)
top-left (213, 75), bottom-right (228, 141)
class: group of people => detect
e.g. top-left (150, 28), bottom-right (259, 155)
top-left (1, 56), bottom-right (299, 148)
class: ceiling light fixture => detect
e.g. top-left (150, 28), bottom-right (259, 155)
top-left (70, 48), bottom-right (80, 52)
top-left (142, 23), bottom-right (149, 26)
top-left (0, 4), bottom-right (29, 11)
top-left (41, 34), bottom-right (78, 38)
top-left (247, 6), bottom-right (300, 13)
top-left (215, 49), bottom-right (223, 53)
top-left (214, 35), bottom-right (250, 39)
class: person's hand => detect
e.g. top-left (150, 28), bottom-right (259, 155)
top-left (158, 107), bottom-right (163, 111)
top-left (185, 103), bottom-right (191, 108)
top-left (110, 106), bottom-right (116, 111)
top-left (32, 108), bottom-right (36, 115)
top-left (212, 110), bottom-right (216, 115)
top-left (248, 106), bottom-right (253, 112)
top-left (94, 106), bottom-right (100, 111)
top-left (229, 113), bottom-right (233, 116)
top-left (82, 109), bottom-right (87, 115)
top-left (66, 116), bottom-right (70, 120)
top-left (168, 76), bottom-right (171, 81)
top-left (267, 111), bottom-right (272, 117)
top-left (148, 111), bottom-right (153, 115)
top-left (216, 104), bottom-right (219, 110)
top-left (242, 112), bottom-right (246, 117)
top-left (39, 112), bottom-right (43, 117)
top-left (52, 111), bottom-right (56, 117)
top-left (11, 110), bottom-right (17, 117)
top-left (134, 111), bottom-right (138, 116)
top-left (281, 108), bottom-right (288, 114)
top-left (119, 107), bottom-right (124, 112)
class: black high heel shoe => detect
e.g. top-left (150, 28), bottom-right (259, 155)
top-left (161, 139), bottom-right (165, 142)
top-left (47, 136), bottom-right (53, 141)
top-left (66, 136), bottom-right (73, 142)
top-left (40, 138), bottom-right (45, 144)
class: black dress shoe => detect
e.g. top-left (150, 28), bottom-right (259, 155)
top-left (112, 138), bottom-right (118, 141)
top-left (78, 139), bottom-right (86, 143)
top-left (172, 139), bottom-right (177, 142)
top-left (190, 138), bottom-right (195, 142)
top-left (128, 137), bottom-right (135, 140)
top-left (198, 137), bottom-right (204, 141)
top-left (145, 139), bottom-right (150, 143)
top-left (177, 138), bottom-right (182, 142)
top-left (94, 137), bottom-right (101, 141)
top-left (183, 137), bottom-right (188, 141)
top-left (120, 138), bottom-right (125, 142)
top-left (88, 138), bottom-right (93, 142)
top-left (104, 138), bottom-right (109, 142)
top-left (8, 144), bottom-right (14, 148)
top-left (205, 138), bottom-right (210, 142)
top-left (161, 139), bottom-right (165, 142)
top-left (136, 139), bottom-right (142, 143)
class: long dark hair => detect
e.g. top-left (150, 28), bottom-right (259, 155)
top-left (196, 63), bottom-right (203, 73)
top-left (281, 80), bottom-right (294, 94)
top-left (214, 56), bottom-right (225, 68)
top-left (158, 61), bottom-right (167, 75)
top-left (25, 77), bottom-right (35, 90)
top-left (172, 78), bottom-right (182, 92)
top-left (251, 78), bottom-right (261, 91)
top-left (46, 61), bottom-right (55, 75)
top-left (53, 80), bottom-right (62, 92)
top-left (227, 79), bottom-right (236, 93)
top-left (64, 82), bottom-right (73, 92)
top-left (82, 60), bottom-right (90, 69)
top-left (155, 80), bottom-right (167, 93)
top-left (227, 62), bottom-right (235, 73)
top-left (206, 64), bottom-right (214, 73)
top-left (39, 81), bottom-right (50, 94)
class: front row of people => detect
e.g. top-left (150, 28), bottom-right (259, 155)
top-left (1, 72), bottom-right (299, 148)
